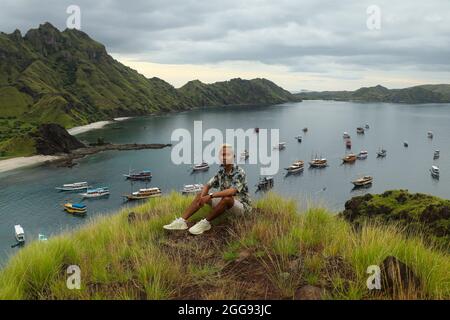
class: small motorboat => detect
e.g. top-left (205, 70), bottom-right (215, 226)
top-left (346, 139), bottom-right (352, 149)
top-left (285, 160), bottom-right (304, 174)
top-left (404, 141), bottom-right (409, 147)
top-left (430, 166), bottom-right (440, 179)
top-left (434, 150), bottom-right (440, 159)
top-left (124, 187), bottom-right (162, 201)
top-left (256, 176), bottom-right (274, 190)
top-left (80, 187), bottom-right (110, 198)
top-left (356, 127), bottom-right (365, 134)
top-left (377, 148), bottom-right (387, 158)
top-left (294, 135), bottom-right (302, 143)
top-left (240, 150), bottom-right (249, 160)
top-left (302, 127), bottom-right (308, 133)
top-left (427, 131), bottom-right (434, 139)
top-left (192, 162), bottom-right (209, 172)
top-left (64, 203), bottom-right (87, 215)
top-left (365, 124), bottom-right (370, 129)
top-left (123, 170), bottom-right (152, 181)
top-left (357, 150), bottom-right (368, 160)
top-left (56, 182), bottom-right (89, 192)
top-left (309, 157), bottom-right (328, 168)
top-left (274, 142), bottom-right (286, 150)
top-left (343, 132), bottom-right (351, 139)
top-left (14, 225), bottom-right (25, 243)
top-left (181, 184), bottom-right (204, 194)
top-left (352, 176), bottom-right (373, 187)
top-left (342, 154), bottom-right (357, 164)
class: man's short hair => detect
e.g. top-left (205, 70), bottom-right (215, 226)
top-left (219, 143), bottom-right (233, 151)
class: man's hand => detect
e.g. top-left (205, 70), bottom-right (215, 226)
top-left (197, 194), bottom-right (211, 207)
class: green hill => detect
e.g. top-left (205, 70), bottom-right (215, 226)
top-left (0, 23), bottom-right (299, 158)
top-left (0, 193), bottom-right (448, 300)
top-left (296, 84), bottom-right (450, 103)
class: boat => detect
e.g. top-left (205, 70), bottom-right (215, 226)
top-left (352, 176), bottom-right (373, 187)
top-left (38, 234), bottom-right (48, 241)
top-left (365, 124), bottom-right (370, 129)
top-left (124, 187), bottom-right (162, 201)
top-left (192, 162), bottom-right (209, 171)
top-left (427, 131), bottom-right (434, 139)
top-left (181, 184), bottom-right (204, 194)
top-left (356, 127), bottom-right (365, 134)
top-left (274, 142), bottom-right (286, 150)
top-left (377, 148), bottom-right (387, 158)
top-left (285, 160), bottom-right (304, 174)
top-left (343, 132), bottom-right (351, 139)
top-left (430, 166), bottom-right (440, 178)
top-left (123, 170), bottom-right (152, 180)
top-left (80, 187), bottom-right (110, 198)
top-left (64, 203), bottom-right (87, 215)
top-left (255, 127), bottom-right (260, 133)
top-left (302, 127), bottom-right (308, 133)
top-left (357, 150), bottom-right (368, 160)
top-left (256, 176), bottom-right (274, 190)
top-left (14, 225), bottom-right (25, 243)
top-left (240, 150), bottom-right (249, 160)
top-left (434, 150), bottom-right (440, 159)
top-left (346, 139), bottom-right (352, 149)
top-left (342, 154), bottom-right (357, 163)
top-left (309, 157), bottom-right (328, 168)
top-left (294, 135), bottom-right (302, 143)
top-left (404, 141), bottom-right (409, 147)
top-left (55, 182), bottom-right (89, 192)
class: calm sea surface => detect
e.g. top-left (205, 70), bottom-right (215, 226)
top-left (1, 100), bottom-right (449, 265)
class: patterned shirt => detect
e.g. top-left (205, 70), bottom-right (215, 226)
top-left (206, 165), bottom-right (252, 212)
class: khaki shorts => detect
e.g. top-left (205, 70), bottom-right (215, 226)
top-left (211, 197), bottom-right (245, 215)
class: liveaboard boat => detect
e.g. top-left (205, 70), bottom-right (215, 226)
top-left (309, 157), bottom-right (328, 168)
top-left (256, 176), bottom-right (274, 190)
top-left (356, 127), bottom-right (365, 134)
top-left (342, 154), bottom-right (357, 164)
top-left (285, 160), bottom-right (304, 174)
top-left (352, 176), bottom-right (373, 187)
top-left (63, 203), bottom-right (87, 215)
top-left (14, 225), bottom-right (25, 243)
top-left (80, 187), bottom-right (110, 199)
top-left (55, 182), bottom-right (89, 192)
top-left (124, 187), bottom-right (162, 201)
top-left (357, 150), bottom-right (368, 160)
top-left (123, 170), bottom-right (152, 181)
top-left (192, 162), bottom-right (210, 171)
top-left (377, 148), bottom-right (387, 158)
top-left (181, 184), bottom-right (204, 194)
top-left (430, 166), bottom-right (440, 179)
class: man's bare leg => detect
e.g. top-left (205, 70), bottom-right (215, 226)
top-left (181, 193), bottom-right (211, 220)
top-left (205, 196), bottom-right (234, 221)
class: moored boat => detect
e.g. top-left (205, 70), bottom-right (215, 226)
top-left (274, 142), bottom-right (286, 150)
top-left (56, 182), bottom-right (89, 192)
top-left (365, 124), bottom-right (370, 129)
top-left (255, 127), bottom-right (260, 133)
top-left (343, 132), bottom-right (351, 139)
top-left (357, 150), bottom-right (368, 160)
top-left (80, 187), bottom-right (110, 198)
top-left (427, 131), bottom-right (434, 139)
top-left (192, 162), bottom-right (209, 171)
top-left (64, 203), bottom-right (87, 215)
top-left (256, 176), bottom-right (274, 190)
top-left (181, 184), bottom-right (204, 194)
top-left (124, 170), bottom-right (152, 180)
top-left (352, 175), bottom-right (373, 187)
top-left (342, 153), bottom-right (357, 163)
top-left (377, 148), bottom-right (387, 158)
top-left (240, 150), bottom-right (249, 160)
top-left (124, 187), bottom-right (162, 201)
top-left (430, 166), bottom-right (440, 178)
top-left (295, 135), bottom-right (302, 142)
top-left (309, 157), bottom-right (328, 168)
top-left (302, 127), bottom-right (308, 133)
top-left (14, 225), bottom-right (25, 243)
top-left (404, 141), bottom-right (409, 147)
top-left (285, 160), bottom-right (304, 174)
top-left (434, 150), bottom-right (440, 159)
top-left (345, 139), bottom-right (352, 149)
top-left (356, 127), bottom-right (365, 134)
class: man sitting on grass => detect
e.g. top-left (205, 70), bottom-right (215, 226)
top-left (163, 144), bottom-right (251, 235)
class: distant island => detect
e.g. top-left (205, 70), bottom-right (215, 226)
top-left (0, 22), bottom-right (300, 158)
top-left (295, 84), bottom-right (450, 103)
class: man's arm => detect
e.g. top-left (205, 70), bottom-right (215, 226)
top-left (210, 188), bottom-right (237, 198)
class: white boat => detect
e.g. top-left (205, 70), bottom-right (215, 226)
top-left (14, 225), bottom-right (25, 243)
top-left (352, 176), bottom-right (373, 187)
top-left (192, 162), bottom-right (209, 171)
top-left (56, 182), bottom-right (89, 191)
top-left (80, 187), bottom-right (110, 198)
top-left (274, 142), bottom-right (286, 150)
top-left (124, 187), bottom-right (162, 201)
top-left (343, 132), bottom-right (351, 139)
top-left (357, 150), bottom-right (368, 160)
top-left (285, 160), bottom-right (304, 174)
top-left (428, 131), bottom-right (434, 139)
top-left (430, 166), bottom-right (440, 178)
top-left (181, 184), bottom-right (204, 194)
top-left (240, 150), bottom-right (249, 159)
top-left (309, 157), bottom-right (328, 168)
top-left (256, 176), bottom-right (274, 190)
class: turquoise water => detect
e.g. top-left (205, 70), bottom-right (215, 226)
top-left (1, 100), bottom-right (449, 265)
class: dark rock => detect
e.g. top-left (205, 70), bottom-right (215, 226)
top-left (380, 256), bottom-right (421, 296)
top-left (294, 285), bottom-right (324, 300)
top-left (31, 123), bottom-right (85, 155)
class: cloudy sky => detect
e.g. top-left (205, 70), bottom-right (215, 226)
top-left (1, 0), bottom-right (450, 91)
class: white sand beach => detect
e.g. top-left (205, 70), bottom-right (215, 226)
top-left (113, 117), bottom-right (133, 121)
top-left (0, 155), bottom-right (62, 173)
top-left (67, 121), bottom-right (113, 136)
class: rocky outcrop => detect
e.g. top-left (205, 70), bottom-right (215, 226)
top-left (31, 123), bottom-right (85, 155)
top-left (381, 256), bottom-right (421, 298)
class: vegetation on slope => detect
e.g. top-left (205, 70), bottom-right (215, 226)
top-left (296, 84), bottom-right (450, 103)
top-left (0, 193), bottom-right (448, 300)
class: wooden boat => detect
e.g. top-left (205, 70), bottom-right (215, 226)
top-left (430, 166), bottom-right (440, 179)
top-left (343, 132), bottom-right (351, 139)
top-left (285, 160), bottom-right (304, 174)
top-left (294, 135), bottom-right (302, 143)
top-left (256, 177), bottom-right (274, 190)
top-left (309, 157), bottom-right (328, 168)
top-left (427, 131), bottom-right (434, 139)
top-left (80, 187), bottom-right (110, 198)
top-left (124, 187), bottom-right (162, 201)
top-left (342, 154), bottom-right (357, 163)
top-left (64, 203), bottom-right (87, 215)
top-left (14, 225), bottom-right (25, 243)
top-left (434, 150), bottom-right (440, 159)
top-left (356, 127), bottom-right (365, 134)
top-left (56, 182), bottom-right (89, 192)
top-left (377, 148), bottom-right (387, 158)
top-left (192, 162), bottom-right (209, 171)
top-left (181, 184), bottom-right (204, 194)
top-left (357, 150), bottom-right (368, 160)
top-left (124, 170), bottom-right (152, 181)
top-left (346, 139), bottom-right (352, 149)
top-left (352, 176), bottom-right (373, 187)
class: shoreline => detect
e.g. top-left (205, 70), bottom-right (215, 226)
top-left (67, 117), bottom-right (133, 136)
top-left (0, 155), bottom-right (62, 174)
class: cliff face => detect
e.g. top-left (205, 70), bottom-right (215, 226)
top-left (31, 123), bottom-right (85, 155)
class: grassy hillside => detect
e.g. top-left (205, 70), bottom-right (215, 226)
top-left (0, 193), bottom-right (448, 300)
top-left (296, 84), bottom-right (450, 103)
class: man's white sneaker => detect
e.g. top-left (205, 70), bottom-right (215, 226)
top-left (163, 217), bottom-right (188, 230)
top-left (188, 219), bottom-right (211, 235)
